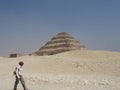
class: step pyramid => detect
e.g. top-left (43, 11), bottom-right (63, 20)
top-left (34, 32), bottom-right (86, 55)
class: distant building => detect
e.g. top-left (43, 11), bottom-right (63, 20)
top-left (10, 53), bottom-right (22, 58)
top-left (33, 32), bottom-right (86, 56)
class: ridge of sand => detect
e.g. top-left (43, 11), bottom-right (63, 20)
top-left (0, 50), bottom-right (120, 90)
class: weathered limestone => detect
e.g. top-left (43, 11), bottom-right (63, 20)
top-left (34, 32), bottom-right (86, 56)
top-left (10, 53), bottom-right (22, 58)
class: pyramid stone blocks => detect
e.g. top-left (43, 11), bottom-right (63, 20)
top-left (34, 32), bottom-right (86, 56)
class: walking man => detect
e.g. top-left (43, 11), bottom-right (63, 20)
top-left (13, 61), bottom-right (28, 90)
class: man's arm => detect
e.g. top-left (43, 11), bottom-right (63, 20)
top-left (16, 67), bottom-right (20, 79)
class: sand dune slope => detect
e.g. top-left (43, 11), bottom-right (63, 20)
top-left (0, 50), bottom-right (120, 90)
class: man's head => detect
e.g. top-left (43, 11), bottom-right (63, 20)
top-left (19, 61), bottom-right (24, 66)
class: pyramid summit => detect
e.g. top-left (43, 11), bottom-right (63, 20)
top-left (34, 32), bottom-right (86, 56)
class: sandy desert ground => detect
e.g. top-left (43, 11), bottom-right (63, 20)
top-left (0, 50), bottom-right (120, 90)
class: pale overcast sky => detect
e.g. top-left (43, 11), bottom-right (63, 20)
top-left (0, 0), bottom-right (120, 57)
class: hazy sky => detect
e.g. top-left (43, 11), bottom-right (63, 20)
top-left (0, 0), bottom-right (120, 57)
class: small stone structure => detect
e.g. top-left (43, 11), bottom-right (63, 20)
top-left (33, 32), bottom-right (86, 56)
top-left (10, 53), bottom-right (22, 58)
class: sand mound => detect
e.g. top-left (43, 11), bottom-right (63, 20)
top-left (0, 57), bottom-right (3, 59)
top-left (0, 50), bottom-right (120, 90)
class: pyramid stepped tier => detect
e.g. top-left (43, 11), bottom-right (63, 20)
top-left (34, 32), bottom-right (86, 56)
